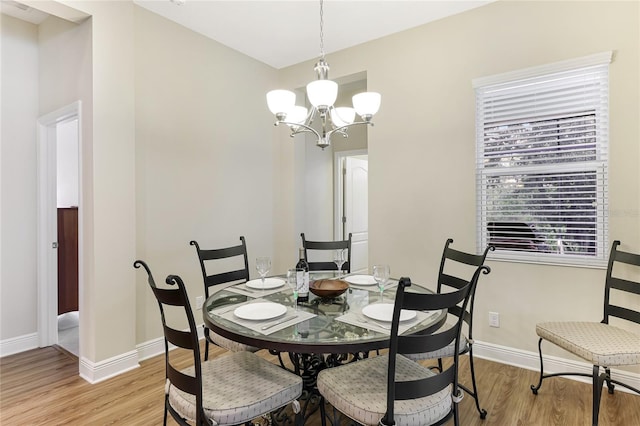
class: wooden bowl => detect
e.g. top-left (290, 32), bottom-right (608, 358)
top-left (310, 279), bottom-right (349, 298)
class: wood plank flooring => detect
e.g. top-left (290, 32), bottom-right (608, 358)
top-left (1, 345), bottom-right (639, 425)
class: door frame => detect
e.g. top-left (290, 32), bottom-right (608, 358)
top-left (36, 101), bottom-right (82, 348)
top-left (334, 149), bottom-right (367, 241)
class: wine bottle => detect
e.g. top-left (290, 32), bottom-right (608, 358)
top-left (296, 248), bottom-right (309, 302)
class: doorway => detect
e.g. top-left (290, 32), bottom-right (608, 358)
top-left (37, 101), bottom-right (82, 357)
top-left (335, 150), bottom-right (368, 273)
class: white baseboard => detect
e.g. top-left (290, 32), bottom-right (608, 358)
top-left (0, 333), bottom-right (38, 357)
top-left (79, 350), bottom-right (139, 384)
top-left (1, 335), bottom-right (140, 384)
top-left (474, 340), bottom-right (640, 393)
top-left (1, 326), bottom-right (205, 383)
top-left (136, 336), bottom-right (166, 362)
top-left (6, 330), bottom-right (635, 392)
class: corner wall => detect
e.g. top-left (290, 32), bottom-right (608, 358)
top-left (275, 0), bottom-right (640, 374)
top-left (0, 15), bottom-right (40, 353)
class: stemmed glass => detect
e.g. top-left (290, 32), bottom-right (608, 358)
top-left (373, 264), bottom-right (390, 302)
top-left (256, 257), bottom-right (271, 290)
top-left (287, 268), bottom-right (302, 309)
top-left (333, 249), bottom-right (347, 275)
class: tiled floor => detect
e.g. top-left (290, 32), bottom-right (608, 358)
top-left (57, 311), bottom-right (79, 357)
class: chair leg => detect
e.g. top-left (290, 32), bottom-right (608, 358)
top-left (319, 397), bottom-right (327, 426)
top-left (592, 365), bottom-right (607, 426)
top-left (330, 405), bottom-right (342, 426)
top-left (453, 400), bottom-right (460, 426)
top-left (296, 409), bottom-right (303, 426)
top-left (604, 367), bottom-right (615, 394)
top-left (531, 338), bottom-right (545, 395)
top-left (203, 326), bottom-right (210, 361)
top-left (466, 346), bottom-right (487, 419)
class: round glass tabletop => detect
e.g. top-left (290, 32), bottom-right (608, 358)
top-left (202, 272), bottom-right (446, 354)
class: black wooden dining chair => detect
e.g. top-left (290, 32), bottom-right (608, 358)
top-left (406, 238), bottom-right (494, 419)
top-left (134, 260), bottom-right (303, 426)
top-left (190, 237), bottom-right (258, 358)
top-left (300, 232), bottom-right (352, 272)
top-left (317, 271), bottom-right (488, 426)
top-left (531, 240), bottom-right (640, 426)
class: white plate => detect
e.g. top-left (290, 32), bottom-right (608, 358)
top-left (362, 303), bottom-right (417, 322)
top-left (245, 278), bottom-right (285, 289)
top-left (344, 275), bottom-right (377, 286)
top-left (234, 302), bottom-right (287, 321)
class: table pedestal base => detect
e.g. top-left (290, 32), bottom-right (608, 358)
top-left (270, 350), bottom-right (371, 422)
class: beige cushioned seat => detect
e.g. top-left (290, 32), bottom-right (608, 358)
top-left (208, 329), bottom-right (259, 353)
top-left (168, 351), bottom-right (302, 425)
top-left (405, 328), bottom-right (468, 361)
top-left (536, 321), bottom-right (640, 366)
top-left (317, 354), bottom-right (451, 426)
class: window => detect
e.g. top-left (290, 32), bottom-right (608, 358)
top-left (474, 52), bottom-right (612, 267)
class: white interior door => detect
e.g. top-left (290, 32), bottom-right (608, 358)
top-left (37, 101), bottom-right (81, 350)
top-left (344, 156), bottom-right (368, 273)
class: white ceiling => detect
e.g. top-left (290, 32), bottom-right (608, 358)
top-left (1, 0), bottom-right (493, 69)
top-left (133, 0), bottom-right (494, 69)
top-left (1, 0), bottom-right (49, 24)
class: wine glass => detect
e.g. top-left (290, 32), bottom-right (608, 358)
top-left (256, 257), bottom-right (271, 290)
top-left (373, 264), bottom-right (390, 301)
top-left (333, 249), bottom-right (346, 274)
top-left (287, 268), bottom-right (302, 309)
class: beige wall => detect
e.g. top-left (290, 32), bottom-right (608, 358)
top-left (272, 72), bottom-right (370, 265)
top-left (296, 79), bottom-right (369, 251)
top-left (0, 15), bottom-right (39, 339)
top-left (276, 0), bottom-right (640, 371)
top-left (133, 6), bottom-right (279, 342)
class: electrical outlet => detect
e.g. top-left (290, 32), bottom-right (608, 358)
top-left (196, 296), bottom-right (204, 310)
top-left (489, 311), bottom-right (500, 328)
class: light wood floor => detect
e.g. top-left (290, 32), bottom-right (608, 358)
top-left (1, 344), bottom-right (639, 425)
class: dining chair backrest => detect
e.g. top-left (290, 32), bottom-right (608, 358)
top-left (190, 236), bottom-right (250, 298)
top-left (603, 240), bottom-right (640, 325)
top-left (190, 237), bottom-right (258, 357)
top-left (437, 238), bottom-right (494, 336)
top-left (300, 232), bottom-right (352, 273)
top-left (382, 271), bottom-right (488, 425)
top-left (133, 260), bottom-right (205, 425)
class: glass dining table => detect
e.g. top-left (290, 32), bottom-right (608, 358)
top-left (202, 271), bottom-right (446, 356)
top-left (203, 271), bottom-right (446, 421)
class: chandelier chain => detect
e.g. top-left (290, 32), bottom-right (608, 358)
top-left (319, 0), bottom-right (325, 59)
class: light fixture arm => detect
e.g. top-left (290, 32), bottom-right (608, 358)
top-left (273, 115), bottom-right (374, 150)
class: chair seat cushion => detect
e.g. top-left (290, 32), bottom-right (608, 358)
top-left (537, 321), bottom-right (640, 366)
top-left (405, 331), bottom-right (469, 361)
top-left (317, 354), bottom-right (452, 426)
top-left (209, 330), bottom-right (259, 353)
top-left (168, 351), bottom-right (302, 425)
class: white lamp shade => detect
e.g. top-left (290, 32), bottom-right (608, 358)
top-left (267, 90), bottom-right (295, 115)
top-left (306, 80), bottom-right (338, 108)
top-left (286, 106), bottom-right (308, 127)
top-left (352, 92), bottom-right (381, 117)
top-left (330, 107), bottom-right (356, 128)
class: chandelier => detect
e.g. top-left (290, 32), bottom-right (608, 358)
top-left (266, 0), bottom-right (381, 149)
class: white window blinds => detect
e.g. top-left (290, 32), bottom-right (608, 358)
top-left (474, 53), bottom-right (611, 267)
